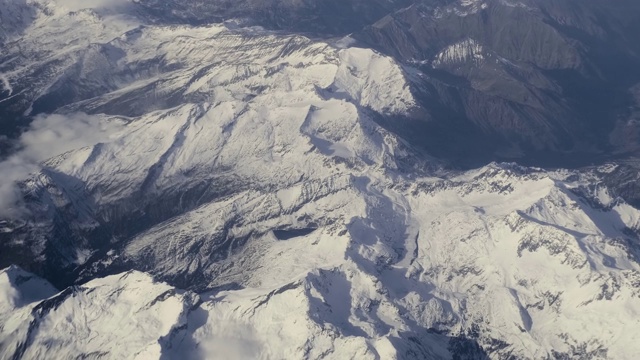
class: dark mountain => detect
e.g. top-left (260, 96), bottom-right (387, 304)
top-left (355, 0), bottom-right (640, 167)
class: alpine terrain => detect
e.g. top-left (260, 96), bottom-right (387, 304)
top-left (1, 0), bottom-right (640, 359)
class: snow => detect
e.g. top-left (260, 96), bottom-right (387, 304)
top-left (2, 1), bottom-right (640, 359)
top-left (434, 0), bottom-right (489, 18)
top-left (335, 47), bottom-right (415, 114)
top-left (333, 35), bottom-right (357, 49)
top-left (36, 156), bottom-right (639, 359)
top-left (0, 266), bottom-right (57, 311)
top-left (4, 157), bottom-right (640, 359)
top-left (1, 269), bottom-right (198, 360)
top-left (433, 38), bottom-right (485, 67)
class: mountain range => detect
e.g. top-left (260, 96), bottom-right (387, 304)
top-left (1, 0), bottom-right (640, 359)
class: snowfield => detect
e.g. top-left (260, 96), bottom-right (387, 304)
top-left (1, 1), bottom-right (640, 359)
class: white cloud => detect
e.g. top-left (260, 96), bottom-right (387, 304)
top-left (0, 74), bottom-right (12, 96)
top-left (0, 113), bottom-right (125, 218)
top-left (195, 321), bottom-right (263, 360)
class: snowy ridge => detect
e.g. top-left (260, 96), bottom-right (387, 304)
top-left (9, 161), bottom-right (640, 359)
top-left (434, 0), bottom-right (489, 18)
top-left (432, 38), bottom-right (485, 68)
top-left (4, 163), bottom-right (640, 359)
top-left (0, 2), bottom-right (414, 121)
top-left (0, 269), bottom-right (198, 360)
top-left (498, 0), bottom-right (534, 10)
top-left (1, 1), bottom-right (640, 359)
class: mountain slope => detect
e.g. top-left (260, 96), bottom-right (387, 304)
top-left (3, 0), bottom-right (640, 166)
top-left (121, 0), bottom-right (640, 166)
top-left (355, 0), bottom-right (640, 165)
top-left (3, 161), bottom-right (640, 359)
top-left (1, 1), bottom-right (640, 359)
top-left (0, 267), bottom-right (198, 360)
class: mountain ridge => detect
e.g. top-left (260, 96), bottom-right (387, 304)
top-left (1, 1), bottom-right (640, 359)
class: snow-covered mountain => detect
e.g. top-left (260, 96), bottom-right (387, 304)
top-left (2, 1), bottom-right (640, 359)
top-left (4, 160), bottom-right (640, 359)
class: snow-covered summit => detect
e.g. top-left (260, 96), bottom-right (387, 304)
top-left (0, 267), bottom-right (199, 360)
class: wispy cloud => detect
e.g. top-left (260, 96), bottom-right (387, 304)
top-left (0, 74), bottom-right (12, 96)
top-left (0, 113), bottom-right (124, 218)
